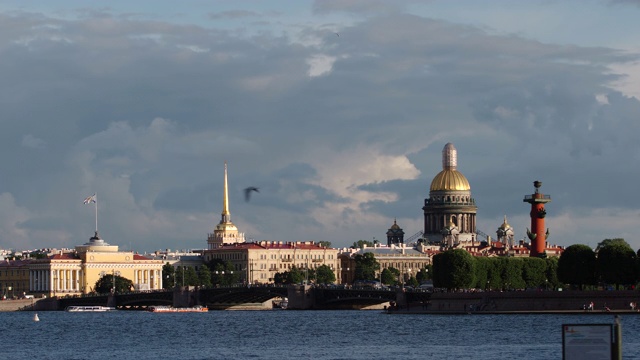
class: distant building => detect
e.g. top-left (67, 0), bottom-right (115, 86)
top-left (207, 162), bottom-right (245, 249)
top-left (203, 241), bottom-right (339, 284)
top-left (422, 143), bottom-right (477, 246)
top-left (28, 231), bottom-right (164, 296)
top-left (386, 219), bottom-right (405, 246)
top-left (0, 259), bottom-right (31, 299)
top-left (202, 163), bottom-right (340, 284)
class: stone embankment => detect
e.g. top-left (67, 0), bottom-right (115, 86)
top-left (398, 289), bottom-right (640, 314)
top-left (0, 299), bottom-right (37, 312)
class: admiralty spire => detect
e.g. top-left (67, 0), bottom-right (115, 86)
top-left (207, 162), bottom-right (245, 249)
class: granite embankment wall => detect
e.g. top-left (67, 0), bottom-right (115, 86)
top-left (423, 290), bottom-right (640, 313)
top-left (0, 299), bottom-right (37, 312)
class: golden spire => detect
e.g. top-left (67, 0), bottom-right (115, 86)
top-left (222, 161), bottom-right (230, 222)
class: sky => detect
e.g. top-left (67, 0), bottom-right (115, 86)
top-left (2, 0), bottom-right (640, 253)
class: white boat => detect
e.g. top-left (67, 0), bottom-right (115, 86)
top-left (33, 313), bottom-right (40, 322)
top-left (280, 299), bottom-right (288, 310)
top-left (65, 306), bottom-right (116, 312)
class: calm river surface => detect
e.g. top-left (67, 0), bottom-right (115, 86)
top-left (3, 310), bottom-right (639, 359)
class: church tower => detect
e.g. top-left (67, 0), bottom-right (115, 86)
top-left (207, 162), bottom-right (245, 249)
top-left (386, 218), bottom-right (405, 246)
top-left (422, 143), bottom-right (477, 245)
top-left (496, 215), bottom-right (514, 250)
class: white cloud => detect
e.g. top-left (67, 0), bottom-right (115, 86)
top-left (306, 54), bottom-right (336, 77)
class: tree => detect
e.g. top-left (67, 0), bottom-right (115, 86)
top-left (287, 267), bottom-right (305, 284)
top-left (381, 268), bottom-right (396, 285)
top-left (432, 249), bottom-right (475, 290)
top-left (318, 241), bottom-right (332, 248)
top-left (416, 265), bottom-right (432, 284)
top-left (315, 265), bottom-right (336, 284)
top-left (209, 260), bottom-right (239, 286)
top-left (198, 265), bottom-right (212, 288)
top-left (545, 257), bottom-right (560, 290)
top-left (596, 238), bottom-right (629, 253)
top-left (473, 257), bottom-right (492, 290)
top-left (353, 252), bottom-right (379, 281)
top-left (557, 244), bottom-right (596, 289)
top-left (162, 262), bottom-right (175, 289)
top-left (351, 240), bottom-right (374, 249)
top-left (521, 258), bottom-right (547, 288)
top-left (94, 274), bottom-right (133, 294)
top-left (499, 258), bottom-right (525, 290)
top-left (597, 241), bottom-right (637, 289)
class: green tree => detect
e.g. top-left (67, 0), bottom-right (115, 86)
top-left (557, 244), bottom-right (596, 289)
top-left (273, 272), bottom-right (286, 284)
top-left (351, 240), bottom-right (374, 249)
top-left (318, 241), bottom-right (332, 248)
top-left (209, 261), bottom-right (239, 286)
top-left (381, 268), bottom-right (396, 285)
top-left (162, 262), bottom-right (175, 289)
top-left (94, 274), bottom-right (133, 294)
top-left (545, 257), bottom-right (560, 290)
top-left (354, 253), bottom-right (380, 281)
top-left (473, 257), bottom-right (491, 289)
top-left (433, 249), bottom-right (475, 290)
top-left (315, 265), bottom-right (336, 284)
top-left (597, 241), bottom-right (637, 289)
top-left (521, 257), bottom-right (547, 288)
top-left (416, 265), bottom-right (432, 284)
top-left (596, 238), bottom-right (629, 253)
top-left (407, 276), bottom-right (419, 287)
top-left (287, 267), bottom-right (305, 284)
top-left (198, 265), bottom-right (212, 288)
top-left (499, 258), bottom-right (525, 290)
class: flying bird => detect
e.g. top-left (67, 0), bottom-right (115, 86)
top-left (244, 187), bottom-right (259, 202)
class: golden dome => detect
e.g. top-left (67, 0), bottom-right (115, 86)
top-left (216, 222), bottom-right (238, 231)
top-left (430, 169), bottom-right (471, 191)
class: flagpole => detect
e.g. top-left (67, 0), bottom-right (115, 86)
top-left (95, 192), bottom-right (98, 233)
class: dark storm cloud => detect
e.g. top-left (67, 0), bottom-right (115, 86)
top-left (1, 7), bottom-right (639, 250)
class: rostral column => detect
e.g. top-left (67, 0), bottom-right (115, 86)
top-left (523, 180), bottom-right (551, 257)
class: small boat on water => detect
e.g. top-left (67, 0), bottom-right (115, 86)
top-left (65, 306), bottom-right (116, 312)
top-left (273, 297), bottom-right (288, 310)
top-left (33, 313), bottom-right (40, 322)
top-left (147, 305), bottom-right (208, 313)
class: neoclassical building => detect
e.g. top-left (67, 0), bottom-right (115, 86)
top-left (29, 232), bottom-right (164, 296)
top-left (422, 143), bottom-right (477, 246)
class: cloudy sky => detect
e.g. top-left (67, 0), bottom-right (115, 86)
top-left (1, 0), bottom-right (640, 253)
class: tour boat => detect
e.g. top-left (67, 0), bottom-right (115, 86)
top-left (147, 305), bottom-right (208, 313)
top-left (65, 306), bottom-right (117, 312)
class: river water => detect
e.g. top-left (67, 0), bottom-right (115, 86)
top-left (3, 310), bottom-right (639, 359)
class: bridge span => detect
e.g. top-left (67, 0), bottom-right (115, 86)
top-left (39, 286), bottom-right (425, 311)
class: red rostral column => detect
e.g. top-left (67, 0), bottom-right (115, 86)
top-left (523, 181), bottom-right (551, 257)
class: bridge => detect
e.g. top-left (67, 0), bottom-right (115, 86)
top-left (44, 286), bottom-right (430, 311)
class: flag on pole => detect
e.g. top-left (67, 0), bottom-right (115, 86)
top-left (83, 194), bottom-right (97, 204)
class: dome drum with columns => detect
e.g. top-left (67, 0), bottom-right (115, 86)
top-left (423, 143), bottom-right (477, 245)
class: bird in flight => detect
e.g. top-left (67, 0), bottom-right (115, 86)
top-left (244, 187), bottom-right (259, 202)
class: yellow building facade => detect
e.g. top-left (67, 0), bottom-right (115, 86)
top-left (203, 241), bottom-right (340, 284)
top-left (29, 232), bottom-right (164, 296)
